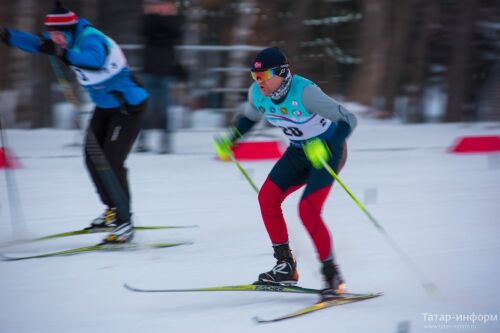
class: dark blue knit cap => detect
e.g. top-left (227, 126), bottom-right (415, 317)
top-left (251, 47), bottom-right (288, 72)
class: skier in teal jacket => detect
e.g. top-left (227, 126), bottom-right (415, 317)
top-left (215, 47), bottom-right (357, 298)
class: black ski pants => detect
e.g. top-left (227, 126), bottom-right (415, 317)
top-left (84, 100), bottom-right (147, 222)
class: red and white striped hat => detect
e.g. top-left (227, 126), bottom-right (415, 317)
top-left (44, 1), bottom-right (78, 31)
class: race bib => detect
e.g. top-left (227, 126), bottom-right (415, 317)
top-left (70, 37), bottom-right (127, 86)
top-left (265, 113), bottom-right (332, 140)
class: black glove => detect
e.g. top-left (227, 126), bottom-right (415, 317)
top-left (0, 26), bottom-right (9, 43)
top-left (39, 38), bottom-right (66, 58)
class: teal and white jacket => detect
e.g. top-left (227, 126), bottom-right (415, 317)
top-left (239, 74), bottom-right (357, 146)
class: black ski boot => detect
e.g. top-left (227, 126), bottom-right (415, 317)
top-left (320, 259), bottom-right (346, 300)
top-left (101, 220), bottom-right (134, 244)
top-left (85, 207), bottom-right (117, 230)
top-left (258, 244), bottom-right (299, 285)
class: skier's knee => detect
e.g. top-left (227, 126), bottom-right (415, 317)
top-left (258, 179), bottom-right (284, 214)
top-left (298, 197), bottom-right (319, 222)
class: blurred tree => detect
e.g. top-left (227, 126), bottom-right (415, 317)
top-left (382, 0), bottom-right (411, 119)
top-left (475, 0), bottom-right (500, 120)
top-left (223, 0), bottom-right (258, 110)
top-left (349, 0), bottom-right (389, 110)
top-left (1, 0), bottom-right (500, 126)
top-left (444, 0), bottom-right (478, 121)
top-left (349, 0), bottom-right (499, 122)
top-left (0, 0), bottom-right (12, 91)
top-left (1, 0), bottom-right (53, 127)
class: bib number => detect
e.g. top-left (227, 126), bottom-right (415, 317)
top-left (73, 68), bottom-right (89, 82)
top-left (280, 126), bottom-right (304, 137)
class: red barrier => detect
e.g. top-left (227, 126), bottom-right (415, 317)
top-left (0, 147), bottom-right (21, 168)
top-left (450, 136), bottom-right (500, 154)
top-left (217, 141), bottom-right (285, 161)
top-left (232, 141), bottom-right (285, 160)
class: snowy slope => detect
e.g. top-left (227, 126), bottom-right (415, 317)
top-left (1, 118), bottom-right (499, 333)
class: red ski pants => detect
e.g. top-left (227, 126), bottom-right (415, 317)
top-left (258, 140), bottom-right (347, 261)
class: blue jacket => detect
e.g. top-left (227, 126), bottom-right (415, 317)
top-left (6, 19), bottom-right (148, 109)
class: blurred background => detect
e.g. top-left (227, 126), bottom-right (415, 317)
top-left (0, 0), bottom-right (499, 129)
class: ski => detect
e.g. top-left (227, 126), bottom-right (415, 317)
top-left (254, 292), bottom-right (383, 323)
top-left (1, 241), bottom-right (192, 261)
top-left (35, 225), bottom-right (198, 241)
top-left (124, 282), bottom-right (321, 294)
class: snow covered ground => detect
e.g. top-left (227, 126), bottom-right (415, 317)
top-left (1, 116), bottom-right (499, 333)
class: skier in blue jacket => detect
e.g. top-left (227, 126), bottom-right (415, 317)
top-left (0, 1), bottom-right (149, 244)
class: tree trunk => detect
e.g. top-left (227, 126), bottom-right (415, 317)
top-left (444, 0), bottom-right (477, 122)
top-left (348, 0), bottom-right (390, 108)
top-left (223, 0), bottom-right (258, 112)
top-left (383, 1), bottom-right (410, 117)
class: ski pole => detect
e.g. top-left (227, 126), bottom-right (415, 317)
top-left (320, 158), bottom-right (383, 229)
top-left (49, 56), bottom-right (80, 109)
top-left (304, 139), bottom-right (439, 296)
top-left (226, 149), bottom-right (259, 194)
top-left (0, 113), bottom-right (27, 239)
top-left (214, 137), bottom-right (259, 193)
top-left (48, 56), bottom-right (83, 146)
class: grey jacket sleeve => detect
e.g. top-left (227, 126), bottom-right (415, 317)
top-left (242, 85), bottom-right (264, 122)
top-left (302, 84), bottom-right (357, 131)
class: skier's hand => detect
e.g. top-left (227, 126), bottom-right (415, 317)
top-left (39, 38), bottom-right (66, 58)
top-left (213, 134), bottom-right (234, 161)
top-left (303, 138), bottom-right (331, 169)
top-left (0, 26), bottom-right (9, 43)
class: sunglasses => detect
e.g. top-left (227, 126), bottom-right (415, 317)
top-left (251, 65), bottom-right (289, 82)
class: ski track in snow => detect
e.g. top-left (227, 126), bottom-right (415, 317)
top-left (1, 119), bottom-right (500, 332)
